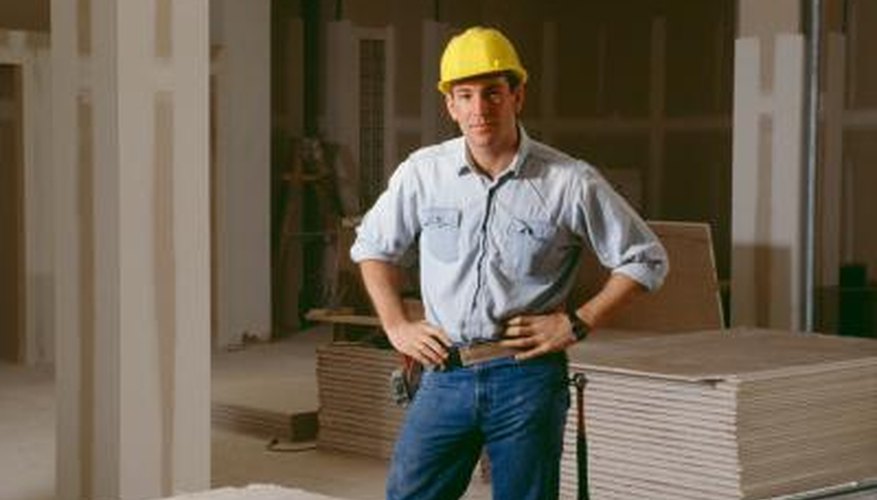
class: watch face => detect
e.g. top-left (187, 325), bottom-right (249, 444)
top-left (568, 312), bottom-right (588, 340)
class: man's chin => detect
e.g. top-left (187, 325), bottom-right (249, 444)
top-left (465, 130), bottom-right (495, 146)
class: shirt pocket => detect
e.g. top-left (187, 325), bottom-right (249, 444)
top-left (420, 207), bottom-right (461, 263)
top-left (505, 218), bottom-right (560, 280)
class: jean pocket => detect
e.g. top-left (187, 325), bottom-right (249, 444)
top-left (505, 218), bottom-right (559, 279)
top-left (420, 207), bottom-right (461, 263)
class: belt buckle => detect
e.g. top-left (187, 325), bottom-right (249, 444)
top-left (456, 342), bottom-right (519, 367)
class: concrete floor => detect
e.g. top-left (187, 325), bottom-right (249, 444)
top-left (0, 326), bottom-right (490, 500)
top-left (4, 328), bottom-right (877, 499)
top-left (0, 360), bottom-right (54, 500)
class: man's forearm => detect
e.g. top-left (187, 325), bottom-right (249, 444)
top-left (574, 272), bottom-right (646, 330)
top-left (359, 259), bottom-right (411, 330)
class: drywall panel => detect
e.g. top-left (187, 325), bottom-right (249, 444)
top-left (555, 4), bottom-right (652, 119)
top-left (847, 0), bottom-right (877, 109)
top-left (569, 222), bottom-right (723, 332)
top-left (664, 1), bottom-right (734, 116)
top-left (555, 15), bottom-right (603, 118)
top-left (24, 41), bottom-right (53, 366)
top-left (52, 1), bottom-right (211, 497)
top-left (738, 0), bottom-right (800, 38)
top-left (212, 0), bottom-right (272, 346)
top-left (0, 0), bottom-right (49, 31)
top-left (272, 14), bottom-right (304, 136)
top-left (820, 33), bottom-right (845, 288)
top-left (662, 130), bottom-right (732, 280)
top-left (0, 31), bottom-right (53, 365)
top-left (419, 20), bottom-right (452, 145)
top-left (0, 64), bottom-right (23, 363)
top-left (843, 130), bottom-right (877, 283)
top-left (553, 133), bottom-right (650, 177)
top-left (391, 2), bottom-right (421, 117)
top-left (395, 131), bottom-right (420, 163)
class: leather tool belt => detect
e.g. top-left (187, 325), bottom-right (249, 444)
top-left (391, 342), bottom-right (522, 407)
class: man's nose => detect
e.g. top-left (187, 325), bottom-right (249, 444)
top-left (473, 94), bottom-right (490, 113)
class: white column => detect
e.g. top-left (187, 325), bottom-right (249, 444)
top-left (732, 0), bottom-right (805, 329)
top-left (52, 1), bottom-right (210, 498)
top-left (211, 0), bottom-right (271, 347)
top-left (51, 0), bottom-right (83, 494)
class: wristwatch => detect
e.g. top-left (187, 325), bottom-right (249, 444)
top-left (566, 311), bottom-right (590, 342)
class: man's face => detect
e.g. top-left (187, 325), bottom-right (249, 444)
top-left (445, 75), bottom-right (524, 153)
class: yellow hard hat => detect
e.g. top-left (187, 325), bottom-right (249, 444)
top-left (437, 26), bottom-right (528, 94)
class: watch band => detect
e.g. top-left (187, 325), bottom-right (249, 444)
top-left (566, 311), bottom-right (590, 342)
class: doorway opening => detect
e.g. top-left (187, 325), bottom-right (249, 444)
top-left (0, 63), bottom-right (24, 363)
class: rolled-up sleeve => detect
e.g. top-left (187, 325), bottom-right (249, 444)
top-left (350, 161), bottom-right (420, 264)
top-left (576, 169), bottom-right (669, 291)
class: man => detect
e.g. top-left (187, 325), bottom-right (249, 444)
top-left (350, 26), bottom-right (668, 499)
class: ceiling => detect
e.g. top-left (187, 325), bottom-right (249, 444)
top-left (0, 0), bottom-right (49, 31)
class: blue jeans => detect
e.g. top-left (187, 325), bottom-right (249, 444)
top-left (386, 353), bottom-right (570, 500)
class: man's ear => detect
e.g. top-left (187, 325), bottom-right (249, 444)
top-left (514, 85), bottom-right (526, 115)
top-left (445, 93), bottom-right (459, 122)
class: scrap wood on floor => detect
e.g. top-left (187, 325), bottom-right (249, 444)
top-left (165, 483), bottom-right (347, 500)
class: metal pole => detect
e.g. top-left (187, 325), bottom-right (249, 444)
top-left (803, 0), bottom-right (822, 332)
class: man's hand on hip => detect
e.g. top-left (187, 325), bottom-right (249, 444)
top-left (501, 312), bottom-right (576, 361)
top-left (385, 321), bottom-right (453, 368)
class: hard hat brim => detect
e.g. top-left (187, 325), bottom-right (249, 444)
top-left (437, 69), bottom-right (528, 94)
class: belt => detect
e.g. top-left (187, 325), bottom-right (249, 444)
top-left (444, 342), bottom-right (521, 369)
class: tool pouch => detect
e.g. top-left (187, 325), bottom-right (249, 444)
top-left (390, 357), bottom-right (423, 407)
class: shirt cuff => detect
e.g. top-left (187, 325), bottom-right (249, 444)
top-left (349, 240), bottom-right (402, 264)
top-left (611, 262), bottom-right (668, 292)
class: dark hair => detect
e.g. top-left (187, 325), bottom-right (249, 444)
top-left (504, 71), bottom-right (521, 91)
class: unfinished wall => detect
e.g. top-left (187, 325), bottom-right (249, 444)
top-left (210, 0), bottom-right (272, 347)
top-left (843, 0), bottom-right (877, 284)
top-left (0, 0), bottom-right (49, 31)
top-left (843, 132), bottom-right (877, 278)
top-left (0, 62), bottom-right (23, 363)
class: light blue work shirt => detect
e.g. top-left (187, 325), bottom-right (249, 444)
top-left (350, 128), bottom-right (668, 344)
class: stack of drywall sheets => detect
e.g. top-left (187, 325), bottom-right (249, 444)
top-left (559, 329), bottom-right (676, 500)
top-left (316, 342), bottom-right (405, 459)
top-left (561, 329), bottom-right (877, 500)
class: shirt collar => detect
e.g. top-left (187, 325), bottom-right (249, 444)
top-left (455, 125), bottom-right (533, 178)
